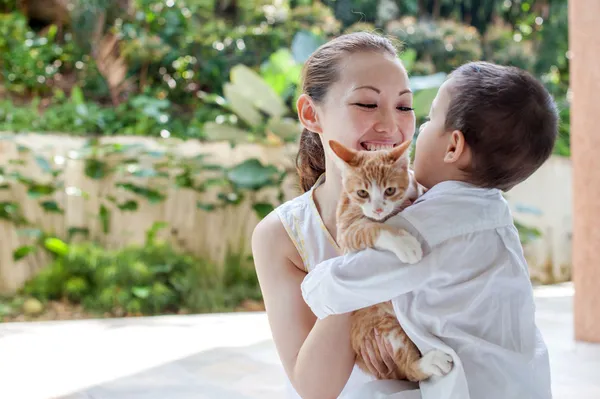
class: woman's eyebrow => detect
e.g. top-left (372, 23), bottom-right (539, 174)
top-left (352, 86), bottom-right (413, 96)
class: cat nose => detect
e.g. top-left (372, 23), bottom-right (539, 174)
top-left (374, 208), bottom-right (383, 214)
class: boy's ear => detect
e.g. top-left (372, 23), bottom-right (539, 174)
top-left (297, 94), bottom-right (323, 135)
top-left (444, 130), bottom-right (471, 168)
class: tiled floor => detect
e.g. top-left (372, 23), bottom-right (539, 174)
top-left (0, 283), bottom-right (598, 399)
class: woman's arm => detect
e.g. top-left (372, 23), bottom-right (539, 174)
top-left (252, 212), bottom-right (355, 399)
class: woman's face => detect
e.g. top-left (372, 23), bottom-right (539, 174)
top-left (315, 51), bottom-right (415, 156)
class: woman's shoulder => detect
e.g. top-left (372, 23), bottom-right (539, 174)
top-left (252, 208), bottom-right (305, 272)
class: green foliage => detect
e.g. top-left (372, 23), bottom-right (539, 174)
top-left (21, 237), bottom-right (261, 315)
top-left (0, 12), bottom-right (83, 96)
top-left (0, 133), bottom-right (287, 265)
top-left (388, 17), bottom-right (483, 74)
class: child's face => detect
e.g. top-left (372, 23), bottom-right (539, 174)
top-left (413, 80), bottom-right (454, 189)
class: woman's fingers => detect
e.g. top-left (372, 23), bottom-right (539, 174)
top-left (376, 332), bottom-right (397, 378)
top-left (365, 337), bottom-right (386, 376)
top-left (360, 343), bottom-right (379, 376)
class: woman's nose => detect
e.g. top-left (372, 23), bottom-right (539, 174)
top-left (374, 109), bottom-right (397, 135)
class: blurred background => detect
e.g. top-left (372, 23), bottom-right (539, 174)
top-left (0, 0), bottom-right (570, 323)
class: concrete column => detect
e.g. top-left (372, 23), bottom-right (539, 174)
top-left (570, 0), bottom-right (600, 343)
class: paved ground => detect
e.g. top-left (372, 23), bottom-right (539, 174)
top-left (0, 283), bottom-right (598, 399)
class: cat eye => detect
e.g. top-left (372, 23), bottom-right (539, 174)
top-left (357, 189), bottom-right (369, 198)
top-left (385, 187), bottom-right (397, 196)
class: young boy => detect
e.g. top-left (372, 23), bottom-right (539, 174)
top-left (301, 62), bottom-right (557, 399)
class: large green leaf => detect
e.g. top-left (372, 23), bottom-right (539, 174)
top-left (412, 88), bottom-right (439, 120)
top-left (227, 159), bottom-right (279, 190)
top-left (261, 49), bottom-right (302, 97)
top-left (223, 83), bottom-right (262, 127)
top-left (35, 156), bottom-right (53, 174)
top-left (291, 30), bottom-right (326, 63)
top-left (230, 65), bottom-right (287, 119)
top-left (266, 118), bottom-right (302, 141)
top-left (203, 122), bottom-right (250, 143)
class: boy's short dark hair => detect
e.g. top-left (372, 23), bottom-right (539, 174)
top-left (446, 61), bottom-right (558, 191)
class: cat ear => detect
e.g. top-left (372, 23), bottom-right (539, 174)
top-left (328, 140), bottom-right (357, 171)
top-left (389, 140), bottom-right (411, 169)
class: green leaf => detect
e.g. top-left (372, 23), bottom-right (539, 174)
top-left (291, 30), bottom-right (326, 64)
top-left (227, 159), bottom-right (279, 190)
top-left (44, 237), bottom-right (69, 256)
top-left (35, 156), bottom-right (52, 174)
top-left (117, 200), bottom-right (138, 211)
top-left (70, 86), bottom-right (85, 105)
top-left (203, 122), bottom-right (250, 143)
top-left (175, 169), bottom-right (193, 188)
top-left (412, 87), bottom-right (440, 120)
top-left (40, 200), bottom-right (64, 214)
top-left (84, 158), bottom-right (111, 180)
top-left (99, 204), bottom-right (110, 234)
top-left (116, 183), bottom-right (166, 203)
top-left (13, 245), bottom-right (36, 261)
top-left (146, 221), bottom-right (168, 245)
top-left (217, 191), bottom-right (244, 205)
top-left (398, 48), bottom-right (417, 71)
top-left (252, 202), bottom-right (274, 219)
top-left (27, 183), bottom-right (56, 198)
top-left (266, 118), bottom-right (301, 141)
top-left (197, 202), bottom-right (217, 211)
top-left (230, 64), bottom-right (287, 119)
top-left (223, 83), bottom-right (263, 126)
top-left (0, 202), bottom-right (25, 224)
top-left (132, 286), bottom-right (151, 299)
top-left (67, 227), bottom-right (89, 240)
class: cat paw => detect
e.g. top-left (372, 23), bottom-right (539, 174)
top-left (418, 350), bottom-right (454, 377)
top-left (375, 230), bottom-right (423, 264)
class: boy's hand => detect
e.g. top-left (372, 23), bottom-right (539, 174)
top-left (401, 170), bottom-right (427, 209)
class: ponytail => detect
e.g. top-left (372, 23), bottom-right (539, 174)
top-left (295, 128), bottom-right (326, 192)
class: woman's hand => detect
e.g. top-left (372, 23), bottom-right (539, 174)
top-left (360, 329), bottom-right (398, 379)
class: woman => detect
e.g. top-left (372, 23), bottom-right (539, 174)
top-left (252, 32), bottom-right (419, 398)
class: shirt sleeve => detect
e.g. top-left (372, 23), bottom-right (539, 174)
top-left (301, 240), bottom-right (442, 320)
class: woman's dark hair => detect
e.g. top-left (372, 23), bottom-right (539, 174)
top-left (446, 61), bottom-right (558, 191)
top-left (296, 32), bottom-right (399, 192)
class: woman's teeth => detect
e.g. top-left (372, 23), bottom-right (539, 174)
top-left (362, 143), bottom-right (395, 151)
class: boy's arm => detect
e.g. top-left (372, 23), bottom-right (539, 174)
top-left (301, 244), bottom-right (439, 319)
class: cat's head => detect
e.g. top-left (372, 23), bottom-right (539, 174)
top-left (328, 140), bottom-right (412, 221)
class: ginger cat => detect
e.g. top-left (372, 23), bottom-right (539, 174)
top-left (328, 140), bottom-right (453, 381)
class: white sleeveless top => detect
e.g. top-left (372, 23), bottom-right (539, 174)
top-left (275, 175), bottom-right (375, 398)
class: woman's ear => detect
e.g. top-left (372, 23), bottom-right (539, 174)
top-left (444, 130), bottom-right (472, 168)
top-left (297, 94), bottom-right (323, 135)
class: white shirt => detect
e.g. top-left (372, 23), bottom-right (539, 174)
top-left (301, 181), bottom-right (552, 399)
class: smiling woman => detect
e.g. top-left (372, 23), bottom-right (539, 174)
top-left (252, 32), bottom-right (421, 399)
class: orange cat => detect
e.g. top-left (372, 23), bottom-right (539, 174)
top-left (328, 139), bottom-right (453, 381)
